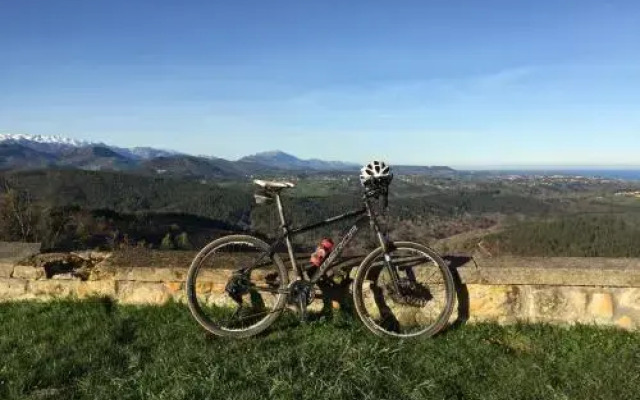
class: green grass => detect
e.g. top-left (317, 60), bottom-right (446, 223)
top-left (1, 300), bottom-right (639, 400)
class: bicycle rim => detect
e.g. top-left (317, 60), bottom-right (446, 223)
top-left (354, 242), bottom-right (455, 338)
top-left (186, 236), bottom-right (288, 337)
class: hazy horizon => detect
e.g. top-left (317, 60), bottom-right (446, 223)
top-left (3, 131), bottom-right (640, 171)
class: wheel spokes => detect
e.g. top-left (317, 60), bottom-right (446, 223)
top-left (360, 247), bottom-right (451, 336)
top-left (191, 240), bottom-right (286, 333)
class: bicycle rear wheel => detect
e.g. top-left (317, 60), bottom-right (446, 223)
top-left (186, 235), bottom-right (289, 338)
top-left (353, 241), bottom-right (455, 338)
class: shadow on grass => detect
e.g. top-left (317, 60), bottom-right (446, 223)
top-left (443, 255), bottom-right (471, 332)
top-left (97, 295), bottom-right (116, 316)
top-left (199, 253), bottom-right (472, 340)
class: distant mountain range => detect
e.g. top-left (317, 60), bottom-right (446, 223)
top-left (0, 134), bottom-right (180, 161)
top-left (0, 133), bottom-right (455, 178)
top-left (239, 150), bottom-right (360, 171)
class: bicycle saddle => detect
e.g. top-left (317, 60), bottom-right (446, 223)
top-left (253, 180), bottom-right (296, 190)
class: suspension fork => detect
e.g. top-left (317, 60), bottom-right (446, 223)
top-left (365, 197), bottom-right (402, 293)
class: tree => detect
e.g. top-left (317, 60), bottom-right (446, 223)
top-left (38, 205), bottom-right (78, 251)
top-left (0, 180), bottom-right (39, 242)
top-left (175, 232), bottom-right (192, 250)
top-left (160, 233), bottom-right (175, 250)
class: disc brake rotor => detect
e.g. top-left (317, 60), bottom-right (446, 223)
top-left (385, 279), bottom-right (433, 307)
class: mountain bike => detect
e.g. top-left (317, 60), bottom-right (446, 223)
top-left (185, 174), bottom-right (456, 339)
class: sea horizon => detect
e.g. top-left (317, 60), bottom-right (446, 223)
top-left (457, 168), bottom-right (640, 181)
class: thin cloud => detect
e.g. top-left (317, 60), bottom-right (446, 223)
top-left (282, 66), bottom-right (537, 112)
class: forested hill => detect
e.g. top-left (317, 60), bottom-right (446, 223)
top-left (2, 169), bottom-right (252, 225)
top-left (0, 168), bottom-right (558, 251)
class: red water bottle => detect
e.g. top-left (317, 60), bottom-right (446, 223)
top-left (310, 238), bottom-right (334, 267)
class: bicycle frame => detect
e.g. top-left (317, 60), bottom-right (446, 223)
top-left (243, 191), bottom-right (394, 286)
top-left (186, 179), bottom-right (457, 338)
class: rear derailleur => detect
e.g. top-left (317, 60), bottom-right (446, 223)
top-left (225, 273), bottom-right (251, 305)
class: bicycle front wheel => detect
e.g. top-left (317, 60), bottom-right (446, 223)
top-left (186, 235), bottom-right (289, 338)
top-left (353, 241), bottom-right (456, 338)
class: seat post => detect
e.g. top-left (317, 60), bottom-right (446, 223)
top-left (274, 192), bottom-right (301, 277)
top-left (274, 192), bottom-right (288, 227)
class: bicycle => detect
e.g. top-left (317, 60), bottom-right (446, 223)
top-left (185, 163), bottom-right (456, 339)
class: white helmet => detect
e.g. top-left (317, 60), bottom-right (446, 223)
top-left (359, 160), bottom-right (392, 186)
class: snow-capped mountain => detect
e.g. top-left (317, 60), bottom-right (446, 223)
top-left (0, 134), bottom-right (179, 160)
top-left (0, 133), bottom-right (93, 146)
top-left (0, 133), bottom-right (100, 154)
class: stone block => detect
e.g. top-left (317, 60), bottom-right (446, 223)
top-left (117, 282), bottom-right (170, 304)
top-left (459, 257), bottom-right (640, 287)
top-left (617, 289), bottom-right (640, 312)
top-left (529, 287), bottom-right (588, 323)
top-left (194, 281), bottom-right (213, 295)
top-left (116, 267), bottom-right (180, 282)
top-left (616, 316), bottom-right (634, 330)
top-left (0, 263), bottom-right (14, 278)
top-left (172, 268), bottom-right (188, 281)
top-left (88, 262), bottom-right (118, 281)
top-left (90, 251), bottom-right (112, 260)
top-left (164, 281), bottom-right (183, 294)
top-left (468, 284), bottom-right (521, 321)
top-left (77, 281), bottom-right (117, 298)
top-left (211, 283), bottom-right (227, 293)
top-left (13, 265), bottom-right (45, 280)
top-left (51, 273), bottom-right (82, 280)
top-left (166, 282), bottom-right (187, 303)
top-left (164, 282), bottom-right (187, 302)
top-left (0, 278), bottom-right (28, 299)
top-left (29, 280), bottom-right (80, 298)
top-left (197, 269), bottom-right (231, 283)
top-left (587, 293), bottom-right (614, 320)
top-left (112, 267), bottom-right (136, 281)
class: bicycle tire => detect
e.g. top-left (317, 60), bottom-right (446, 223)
top-left (352, 241), bottom-right (456, 338)
top-left (186, 234), bottom-right (289, 338)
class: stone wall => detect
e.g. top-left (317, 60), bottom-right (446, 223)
top-left (457, 257), bottom-right (640, 330)
top-left (1, 252), bottom-right (639, 330)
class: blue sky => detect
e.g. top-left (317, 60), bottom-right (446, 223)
top-left (1, 0), bottom-right (639, 167)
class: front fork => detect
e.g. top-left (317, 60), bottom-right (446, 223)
top-left (367, 197), bottom-right (403, 294)
top-left (379, 237), bottom-right (404, 295)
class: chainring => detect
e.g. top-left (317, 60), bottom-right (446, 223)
top-left (288, 280), bottom-right (315, 306)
